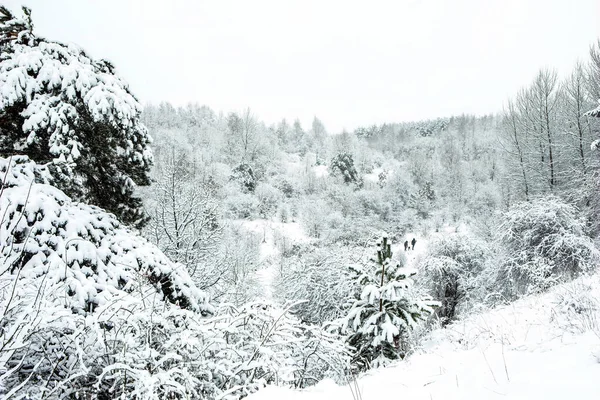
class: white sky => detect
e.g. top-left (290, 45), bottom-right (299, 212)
top-left (5, 0), bottom-right (600, 132)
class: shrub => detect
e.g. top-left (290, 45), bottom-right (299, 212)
top-left (255, 183), bottom-right (282, 218)
top-left (274, 247), bottom-right (358, 326)
top-left (223, 193), bottom-right (259, 219)
top-left (420, 234), bottom-right (490, 325)
top-left (494, 196), bottom-right (600, 297)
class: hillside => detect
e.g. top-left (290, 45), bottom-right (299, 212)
top-left (249, 272), bottom-right (600, 399)
top-left (1, 4), bottom-right (600, 399)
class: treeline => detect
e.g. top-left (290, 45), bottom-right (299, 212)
top-left (501, 43), bottom-right (600, 233)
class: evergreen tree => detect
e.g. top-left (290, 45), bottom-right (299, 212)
top-left (231, 162), bottom-right (257, 192)
top-left (341, 237), bottom-right (437, 371)
top-left (330, 152), bottom-right (361, 186)
top-left (0, 6), bottom-right (152, 227)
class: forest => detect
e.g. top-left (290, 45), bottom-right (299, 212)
top-left (0, 4), bottom-right (599, 400)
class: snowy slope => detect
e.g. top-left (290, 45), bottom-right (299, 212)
top-left (248, 271), bottom-right (600, 400)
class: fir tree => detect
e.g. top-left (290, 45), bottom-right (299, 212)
top-left (231, 163), bottom-right (257, 193)
top-left (0, 6), bottom-right (152, 227)
top-left (330, 152), bottom-right (361, 186)
top-left (342, 237), bottom-right (437, 371)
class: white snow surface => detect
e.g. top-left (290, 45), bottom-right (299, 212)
top-left (248, 227), bottom-right (600, 400)
top-left (313, 165), bottom-right (329, 178)
top-left (363, 167), bottom-right (392, 183)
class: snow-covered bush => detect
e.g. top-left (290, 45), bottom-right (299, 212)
top-left (493, 196), bottom-right (600, 297)
top-left (274, 247), bottom-right (358, 326)
top-left (325, 216), bottom-right (384, 246)
top-left (338, 238), bottom-right (437, 371)
top-left (255, 183), bottom-right (282, 218)
top-left (419, 234), bottom-right (491, 325)
top-left (273, 177), bottom-right (297, 199)
top-left (208, 302), bottom-right (350, 392)
top-left (554, 278), bottom-right (600, 337)
top-left (277, 203), bottom-right (291, 223)
top-left (325, 184), bottom-right (363, 218)
top-left (354, 189), bottom-right (392, 220)
top-left (0, 7), bottom-right (152, 227)
top-left (223, 192), bottom-right (260, 219)
top-left (299, 198), bottom-right (330, 238)
top-left (0, 155), bottom-right (212, 398)
top-left (0, 155), bottom-right (347, 399)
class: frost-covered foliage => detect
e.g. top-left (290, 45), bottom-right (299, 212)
top-left (144, 154), bottom-right (221, 269)
top-left (586, 100), bottom-right (600, 119)
top-left (0, 7), bottom-right (152, 227)
top-left (339, 238), bottom-right (437, 371)
top-left (254, 183), bottom-right (282, 218)
top-left (0, 155), bottom-right (348, 398)
top-left (207, 302), bottom-right (350, 394)
top-left (493, 196), bottom-right (600, 297)
top-left (224, 191), bottom-right (260, 219)
top-left (0, 156), bottom-right (207, 312)
top-left (274, 247), bottom-right (358, 326)
top-left (419, 234), bottom-right (490, 325)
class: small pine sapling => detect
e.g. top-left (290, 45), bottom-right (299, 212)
top-left (342, 237), bottom-right (437, 371)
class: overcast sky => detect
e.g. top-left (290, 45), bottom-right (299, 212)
top-left (5, 0), bottom-right (600, 132)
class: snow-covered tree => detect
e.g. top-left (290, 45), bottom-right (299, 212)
top-left (254, 182), bottom-right (282, 218)
top-left (144, 150), bottom-right (221, 274)
top-left (230, 163), bottom-right (257, 193)
top-left (274, 247), bottom-right (358, 326)
top-left (340, 237), bottom-right (437, 371)
top-left (330, 152), bottom-right (361, 186)
top-left (0, 6), bottom-right (152, 227)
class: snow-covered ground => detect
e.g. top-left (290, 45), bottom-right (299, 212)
top-left (248, 260), bottom-right (600, 399)
top-left (313, 165), bottom-right (329, 178)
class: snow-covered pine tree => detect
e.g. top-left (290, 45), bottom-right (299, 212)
top-left (330, 152), bottom-right (361, 186)
top-left (341, 237), bottom-right (437, 371)
top-left (231, 163), bottom-right (257, 193)
top-left (0, 6), bottom-right (152, 227)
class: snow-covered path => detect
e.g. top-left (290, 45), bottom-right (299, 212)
top-left (394, 232), bottom-right (429, 269)
top-left (239, 219), bottom-right (309, 302)
top-left (397, 224), bottom-right (468, 270)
